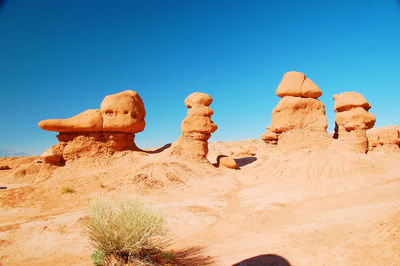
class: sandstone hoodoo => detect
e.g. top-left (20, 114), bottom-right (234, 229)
top-left (333, 92), bottom-right (376, 153)
top-left (367, 126), bottom-right (400, 152)
top-left (171, 92), bottom-right (218, 161)
top-left (38, 90), bottom-right (146, 164)
top-left (261, 71), bottom-right (328, 147)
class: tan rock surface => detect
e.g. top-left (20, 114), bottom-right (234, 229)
top-left (368, 126), bottom-right (400, 152)
top-left (269, 96), bottom-right (327, 133)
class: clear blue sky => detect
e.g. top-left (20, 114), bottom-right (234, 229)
top-left (0, 0), bottom-right (399, 155)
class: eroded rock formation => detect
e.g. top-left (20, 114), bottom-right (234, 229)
top-left (262, 71), bottom-right (329, 148)
top-left (333, 92), bottom-right (376, 153)
top-left (38, 90), bottom-right (146, 164)
top-left (171, 92), bottom-right (217, 161)
top-left (367, 126), bottom-right (400, 152)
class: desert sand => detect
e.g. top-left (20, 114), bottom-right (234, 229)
top-left (1, 72), bottom-right (399, 265)
top-left (1, 140), bottom-right (400, 265)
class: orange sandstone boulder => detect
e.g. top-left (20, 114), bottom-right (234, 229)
top-left (38, 90), bottom-right (146, 164)
top-left (217, 155), bottom-right (237, 169)
top-left (100, 90), bottom-right (146, 133)
top-left (275, 71), bottom-right (322, 98)
top-left (171, 92), bottom-right (217, 161)
top-left (333, 92), bottom-right (376, 153)
top-left (302, 78), bottom-right (322, 98)
top-left (276, 71), bottom-right (305, 97)
top-left (333, 92), bottom-right (371, 112)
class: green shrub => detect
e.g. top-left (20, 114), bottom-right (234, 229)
top-left (86, 195), bottom-right (167, 265)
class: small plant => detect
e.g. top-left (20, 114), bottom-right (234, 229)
top-left (60, 186), bottom-right (74, 194)
top-left (91, 249), bottom-right (106, 266)
top-left (86, 195), bottom-right (169, 265)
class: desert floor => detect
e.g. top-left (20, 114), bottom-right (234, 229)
top-left (1, 139), bottom-right (399, 265)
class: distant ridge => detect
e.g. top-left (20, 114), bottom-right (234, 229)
top-left (0, 149), bottom-right (32, 157)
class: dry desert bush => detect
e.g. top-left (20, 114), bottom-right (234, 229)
top-left (85, 195), bottom-right (173, 265)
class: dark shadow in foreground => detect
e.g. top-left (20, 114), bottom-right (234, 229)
top-left (171, 246), bottom-right (214, 265)
top-left (232, 254), bottom-right (291, 266)
top-left (235, 156), bottom-right (257, 167)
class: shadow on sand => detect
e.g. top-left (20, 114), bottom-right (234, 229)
top-left (234, 156), bottom-right (257, 168)
top-left (232, 254), bottom-right (291, 266)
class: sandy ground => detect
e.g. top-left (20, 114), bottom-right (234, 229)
top-left (0, 139), bottom-right (399, 265)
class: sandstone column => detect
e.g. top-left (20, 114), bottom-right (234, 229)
top-left (171, 92), bottom-right (218, 161)
top-left (333, 92), bottom-right (376, 153)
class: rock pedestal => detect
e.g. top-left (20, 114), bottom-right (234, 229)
top-left (38, 90), bottom-right (146, 164)
top-left (262, 71), bottom-right (329, 149)
top-left (333, 92), bottom-right (376, 153)
top-left (171, 92), bottom-right (217, 161)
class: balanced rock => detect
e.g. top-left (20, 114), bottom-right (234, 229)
top-left (262, 71), bottom-right (328, 148)
top-left (276, 71), bottom-right (322, 98)
top-left (367, 126), bottom-right (400, 152)
top-left (333, 92), bottom-right (376, 153)
top-left (171, 92), bottom-right (217, 161)
top-left (38, 90), bottom-right (146, 163)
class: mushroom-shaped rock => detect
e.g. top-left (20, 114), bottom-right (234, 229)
top-left (171, 92), bottom-right (217, 161)
top-left (333, 92), bottom-right (376, 153)
top-left (262, 71), bottom-right (329, 149)
top-left (38, 90), bottom-right (146, 164)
